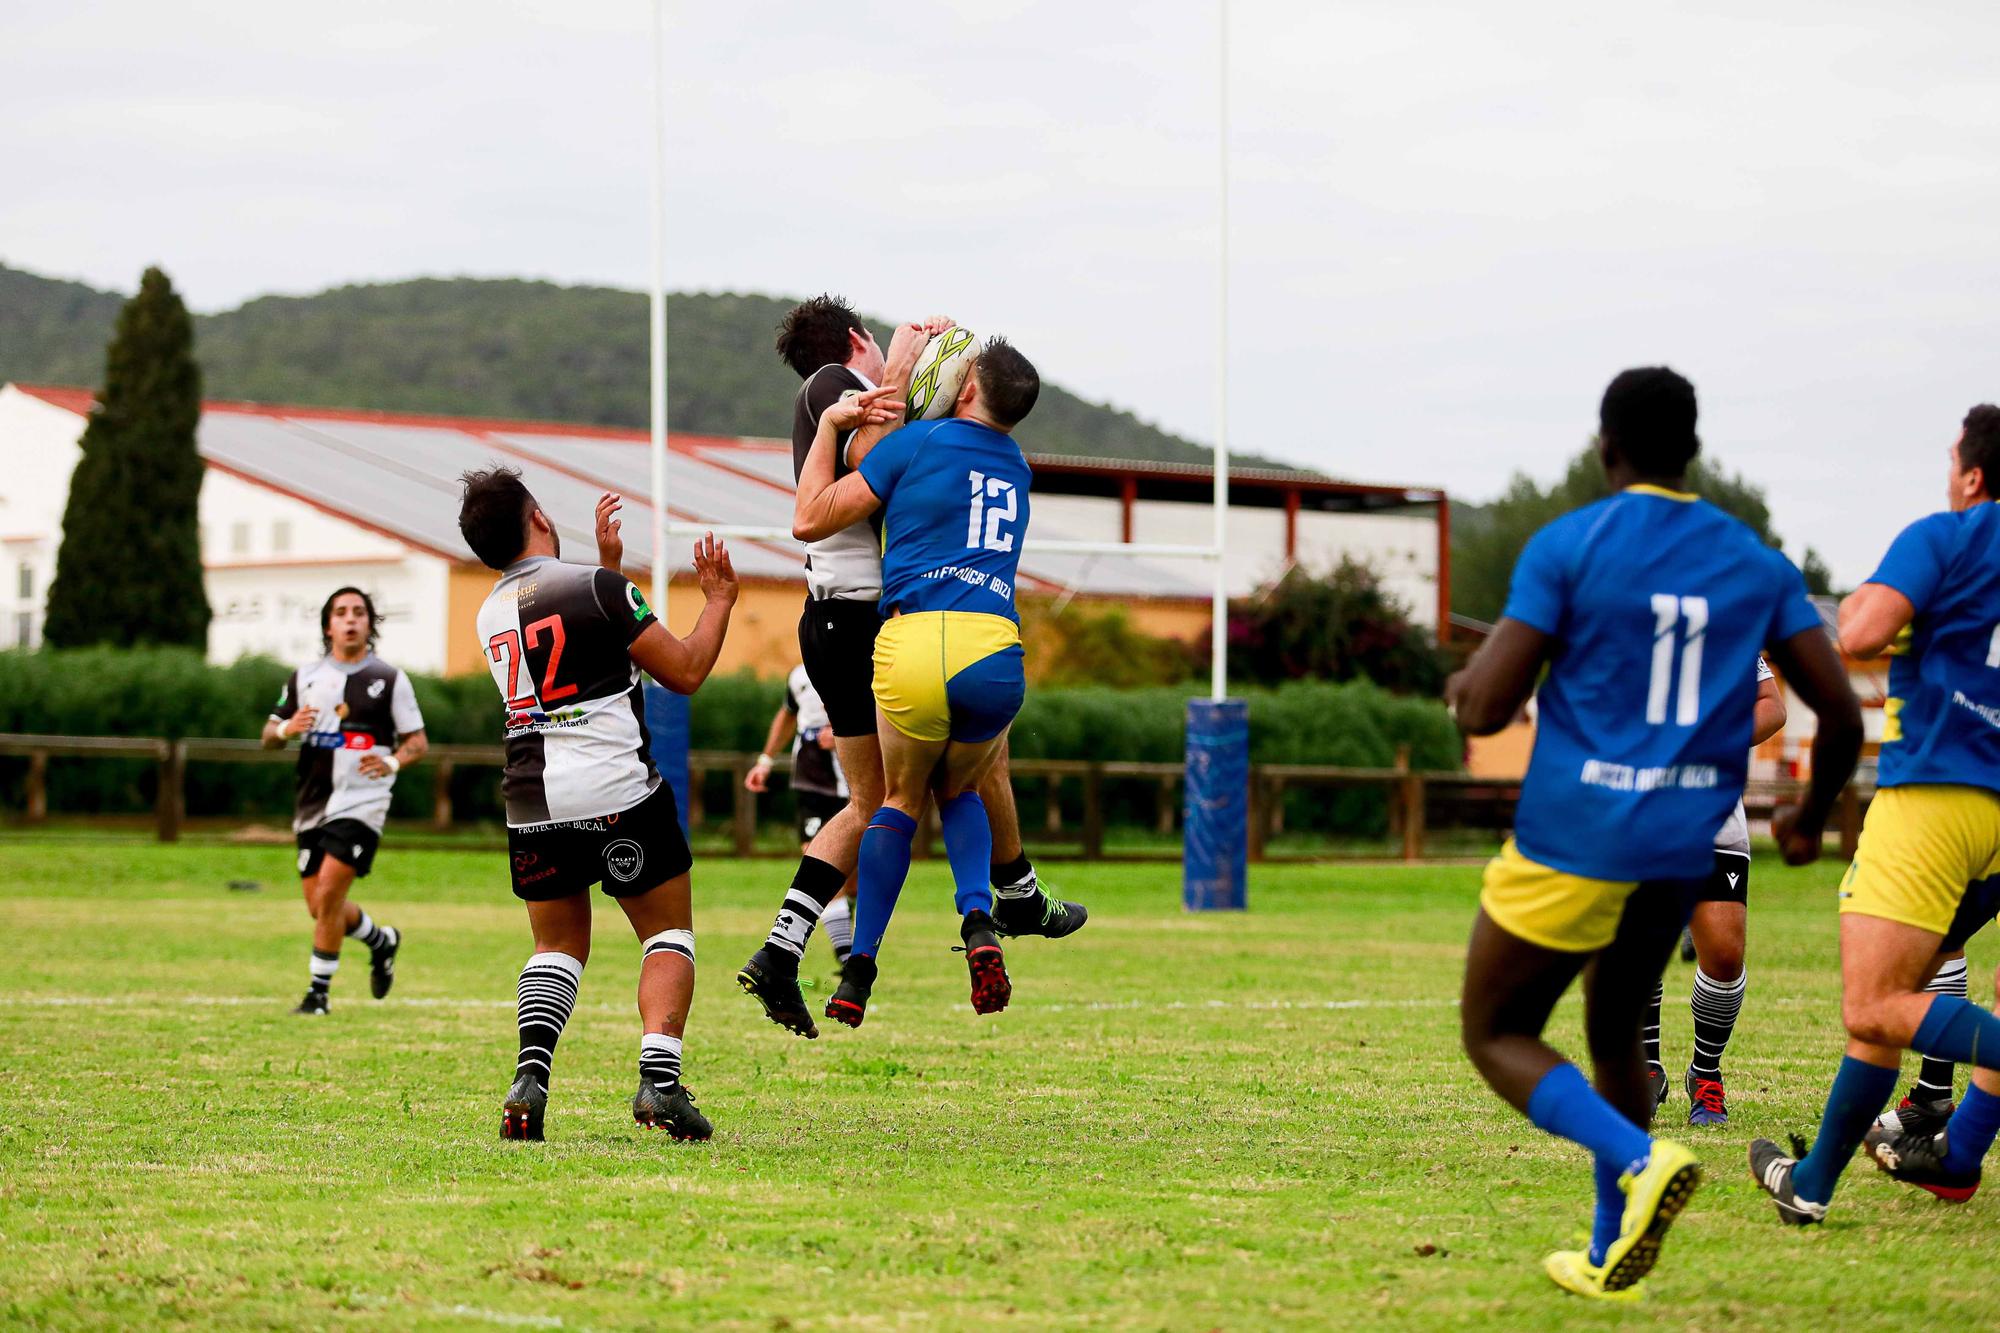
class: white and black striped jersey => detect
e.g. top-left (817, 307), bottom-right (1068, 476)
top-left (784, 663), bottom-right (847, 798)
top-left (793, 364), bottom-right (882, 602)
top-left (1714, 655), bottom-right (1777, 856)
top-left (476, 557), bottom-right (662, 827)
top-left (270, 654), bottom-right (425, 834)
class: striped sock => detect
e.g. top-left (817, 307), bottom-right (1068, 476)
top-left (1916, 958), bottom-right (1970, 1102)
top-left (1643, 980), bottom-right (1665, 1078)
top-left (308, 948), bottom-right (340, 997)
top-left (1688, 967), bottom-right (1746, 1080)
top-left (515, 952), bottom-right (584, 1087)
top-left (764, 855), bottom-right (848, 963)
top-left (822, 895), bottom-right (854, 964)
top-left (640, 1033), bottom-right (683, 1091)
top-left (346, 909), bottom-right (390, 952)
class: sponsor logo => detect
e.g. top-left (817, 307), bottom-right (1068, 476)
top-left (504, 705), bottom-right (590, 731)
top-left (626, 583), bottom-right (653, 622)
top-left (803, 815), bottom-right (824, 839)
top-left (518, 865), bottom-right (559, 885)
top-left (352, 844), bottom-right (365, 859)
top-left (367, 679), bottom-right (387, 699)
top-left (605, 839), bottom-right (644, 883)
top-left (297, 849), bottom-right (313, 873)
top-left (512, 851), bottom-right (539, 873)
top-left (1726, 872), bottom-right (1740, 888)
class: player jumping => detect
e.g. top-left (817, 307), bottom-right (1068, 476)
top-left (736, 297), bottom-right (1082, 1040)
top-left (790, 339), bottom-right (1041, 1026)
top-left (1448, 367), bottom-right (1860, 1299)
top-left (1643, 657), bottom-right (1787, 1126)
top-left (1752, 404), bottom-right (2000, 1222)
top-left (262, 587), bottom-right (428, 1015)
top-left (458, 469), bottom-right (737, 1143)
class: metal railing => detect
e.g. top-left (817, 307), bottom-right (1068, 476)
top-left (0, 733), bottom-right (1868, 863)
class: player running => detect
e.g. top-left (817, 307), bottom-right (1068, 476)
top-left (1448, 367), bottom-right (1859, 1300)
top-left (789, 338), bottom-right (1040, 1027)
top-left (745, 664), bottom-right (857, 967)
top-left (737, 296), bottom-right (1082, 1041)
top-left (458, 468), bottom-right (737, 1143)
top-left (1643, 658), bottom-right (1787, 1126)
top-left (262, 587), bottom-right (428, 1015)
top-left (1753, 404), bottom-right (2000, 1223)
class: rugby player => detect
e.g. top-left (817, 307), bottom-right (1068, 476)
top-left (1448, 367), bottom-right (1859, 1298)
top-left (262, 587), bottom-right (428, 1015)
top-left (1753, 404), bottom-right (2000, 1221)
top-left (1643, 658), bottom-right (1787, 1126)
top-left (458, 469), bottom-right (737, 1143)
top-left (737, 296), bottom-right (1083, 1040)
top-left (745, 663), bottom-right (857, 966)
top-left (790, 340), bottom-right (1041, 1025)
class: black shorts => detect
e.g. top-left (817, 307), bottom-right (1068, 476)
top-left (1689, 849), bottom-right (1750, 905)
top-left (799, 597), bottom-right (884, 738)
top-left (297, 819), bottom-right (380, 880)
top-left (507, 781), bottom-right (693, 902)
top-left (797, 789), bottom-right (846, 844)
top-left (1944, 875), bottom-right (2000, 951)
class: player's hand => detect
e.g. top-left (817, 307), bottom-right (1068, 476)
top-left (920, 315), bottom-right (956, 336)
top-left (595, 491), bottom-right (625, 571)
top-left (357, 754), bottom-right (395, 780)
top-left (816, 729), bottom-right (836, 751)
top-left (282, 708), bottom-right (318, 737)
top-left (693, 532), bottom-right (738, 607)
top-left (745, 759), bottom-right (771, 793)
top-left (885, 321), bottom-right (930, 370)
top-left (823, 386), bottom-right (904, 432)
top-left (1771, 802), bottom-right (1825, 866)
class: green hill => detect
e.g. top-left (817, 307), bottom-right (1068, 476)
top-left (0, 263), bottom-right (1273, 467)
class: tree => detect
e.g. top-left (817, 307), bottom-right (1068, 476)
top-left (43, 267), bottom-right (210, 650)
top-left (1451, 446), bottom-right (1832, 621)
top-left (1215, 559), bottom-right (1451, 694)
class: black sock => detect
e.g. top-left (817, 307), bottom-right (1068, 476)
top-left (516, 952), bottom-right (583, 1087)
top-left (1643, 981), bottom-right (1664, 1077)
top-left (990, 853), bottom-right (1033, 889)
top-left (764, 855), bottom-right (848, 964)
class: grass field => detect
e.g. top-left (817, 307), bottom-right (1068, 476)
top-left (1, 836), bottom-right (1993, 1330)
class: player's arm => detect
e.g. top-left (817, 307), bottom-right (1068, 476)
top-left (845, 318), bottom-right (948, 469)
top-left (361, 729), bottom-right (428, 779)
top-left (1766, 625), bottom-right (1864, 865)
top-left (626, 533), bottom-right (739, 694)
top-left (747, 703), bottom-right (796, 793)
top-left (1836, 583), bottom-right (1914, 660)
top-left (595, 491), bottom-right (626, 575)
top-left (1751, 674), bottom-right (1787, 745)
top-left (1444, 619), bottom-right (1553, 736)
top-left (794, 388), bottom-right (903, 541)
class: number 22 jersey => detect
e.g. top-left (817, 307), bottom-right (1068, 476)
top-left (1502, 485), bottom-right (1822, 881)
top-left (476, 556), bottom-right (662, 827)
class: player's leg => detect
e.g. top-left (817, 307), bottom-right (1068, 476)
top-left (1906, 950), bottom-right (1970, 1115)
top-left (935, 730), bottom-right (1014, 1015)
top-left (504, 891), bottom-right (591, 1142)
top-left (801, 792), bottom-right (857, 967)
top-left (1641, 980), bottom-right (1666, 1110)
top-left (1576, 885), bottom-right (1700, 1293)
top-left (319, 823), bottom-right (400, 999)
top-left (827, 721), bottom-right (945, 1024)
top-left (617, 870), bottom-right (710, 1141)
top-left (300, 853), bottom-right (359, 1014)
top-left (980, 743), bottom-right (1086, 940)
top-left (1685, 885), bottom-right (1747, 1126)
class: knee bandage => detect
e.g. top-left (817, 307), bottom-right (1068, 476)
top-left (642, 928), bottom-right (695, 964)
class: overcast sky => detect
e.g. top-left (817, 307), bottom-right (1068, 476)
top-left (6, 1), bottom-right (1996, 583)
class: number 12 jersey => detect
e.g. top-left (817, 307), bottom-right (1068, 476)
top-left (859, 417), bottom-right (1031, 622)
top-left (476, 556), bottom-right (662, 827)
top-left (1502, 485), bottom-right (1821, 881)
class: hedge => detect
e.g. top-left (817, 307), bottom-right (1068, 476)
top-left (0, 649), bottom-right (1461, 835)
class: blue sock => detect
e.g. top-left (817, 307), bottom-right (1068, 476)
top-left (1587, 1156), bottom-right (1622, 1267)
top-left (1792, 1055), bottom-right (1899, 1204)
top-left (852, 807), bottom-right (917, 959)
top-left (1913, 994), bottom-right (2000, 1070)
top-left (938, 792), bottom-right (994, 917)
top-left (1524, 1063), bottom-right (1651, 1176)
top-left (1942, 1084), bottom-right (2000, 1174)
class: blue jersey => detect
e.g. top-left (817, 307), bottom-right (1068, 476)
top-left (858, 417), bottom-right (1031, 621)
top-left (1867, 504), bottom-right (2000, 794)
top-left (1504, 486), bottom-right (1822, 881)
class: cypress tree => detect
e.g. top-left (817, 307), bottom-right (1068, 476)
top-left (43, 267), bottom-right (211, 650)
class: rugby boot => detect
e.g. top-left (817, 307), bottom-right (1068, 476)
top-left (633, 1080), bottom-right (712, 1141)
top-left (738, 944), bottom-right (818, 1039)
top-left (958, 910), bottom-right (1012, 1015)
top-left (1867, 1124), bottom-right (1981, 1202)
top-left (825, 953), bottom-right (876, 1029)
top-left (369, 925), bottom-right (401, 1000)
top-left (292, 989), bottom-right (329, 1016)
top-left (501, 1073), bottom-right (547, 1142)
top-left (992, 877), bottom-right (1089, 939)
top-left (1748, 1135), bottom-right (1828, 1225)
top-left (1874, 1090), bottom-right (1954, 1143)
top-left (1685, 1072), bottom-right (1729, 1127)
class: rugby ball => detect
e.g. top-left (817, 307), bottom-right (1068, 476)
top-left (905, 326), bottom-right (978, 420)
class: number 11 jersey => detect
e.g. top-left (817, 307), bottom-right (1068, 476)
top-left (1502, 485), bottom-right (1821, 881)
top-left (476, 556), bottom-right (662, 827)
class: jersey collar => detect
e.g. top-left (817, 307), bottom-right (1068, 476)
top-left (1624, 483), bottom-right (1699, 502)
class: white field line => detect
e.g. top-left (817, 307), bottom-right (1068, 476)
top-left (0, 993), bottom-right (1459, 1015)
top-left (346, 1291), bottom-right (587, 1330)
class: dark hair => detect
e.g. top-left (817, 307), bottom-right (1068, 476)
top-left (1961, 404), bottom-right (2000, 497)
top-left (320, 586), bottom-right (379, 653)
top-left (458, 466), bottom-right (537, 569)
top-left (1599, 367), bottom-right (1699, 478)
top-left (775, 294), bottom-right (867, 378)
top-left (972, 336), bottom-right (1040, 429)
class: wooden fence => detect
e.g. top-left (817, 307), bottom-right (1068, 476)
top-left (0, 733), bottom-right (1868, 863)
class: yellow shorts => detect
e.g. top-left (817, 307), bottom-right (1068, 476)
top-left (1839, 785), bottom-right (2000, 935)
top-left (871, 610), bottom-right (1026, 744)
top-left (1480, 840), bottom-right (1641, 953)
